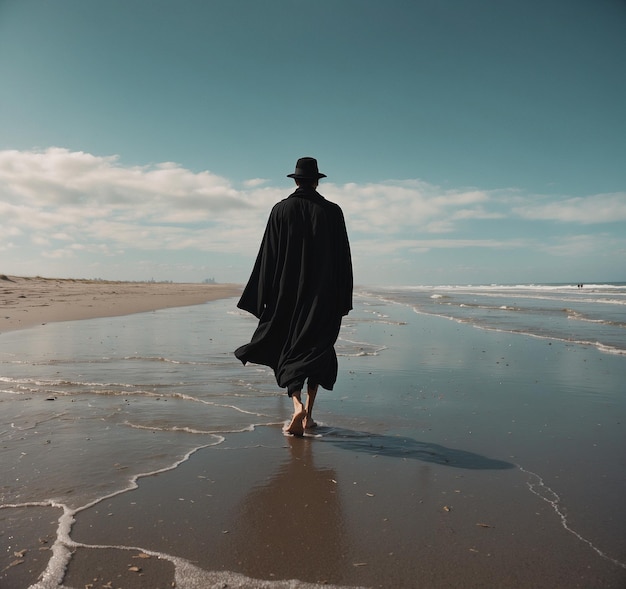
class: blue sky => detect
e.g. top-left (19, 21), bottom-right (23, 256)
top-left (1, 0), bottom-right (624, 285)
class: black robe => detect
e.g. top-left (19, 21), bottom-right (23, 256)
top-left (234, 186), bottom-right (353, 392)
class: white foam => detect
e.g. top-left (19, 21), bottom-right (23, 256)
top-left (518, 465), bottom-right (626, 570)
top-left (13, 498), bottom-right (365, 589)
top-left (404, 297), bottom-right (626, 356)
top-left (381, 283), bottom-right (626, 293)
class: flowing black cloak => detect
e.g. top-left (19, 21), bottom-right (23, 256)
top-left (234, 186), bottom-right (353, 392)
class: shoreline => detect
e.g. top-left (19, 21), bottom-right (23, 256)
top-left (1, 280), bottom-right (625, 588)
top-left (0, 275), bottom-right (242, 333)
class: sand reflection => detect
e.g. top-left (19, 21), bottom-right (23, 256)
top-left (223, 435), bottom-right (346, 584)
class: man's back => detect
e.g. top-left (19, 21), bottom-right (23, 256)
top-left (258, 186), bottom-right (352, 319)
top-left (235, 156), bottom-right (352, 435)
top-left (235, 185), bottom-right (352, 392)
top-left (239, 188), bottom-right (352, 319)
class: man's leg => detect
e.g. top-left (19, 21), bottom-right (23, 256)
top-left (303, 383), bottom-right (318, 429)
top-left (286, 389), bottom-right (306, 436)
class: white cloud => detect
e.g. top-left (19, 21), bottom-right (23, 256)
top-left (42, 248), bottom-right (75, 259)
top-left (51, 232), bottom-right (74, 241)
top-left (243, 178), bottom-right (269, 188)
top-left (353, 237), bottom-right (530, 257)
top-left (326, 180), bottom-right (502, 235)
top-left (0, 147), bottom-right (623, 283)
top-left (540, 233), bottom-right (620, 257)
top-left (513, 193), bottom-right (626, 223)
top-left (0, 148), bottom-right (278, 256)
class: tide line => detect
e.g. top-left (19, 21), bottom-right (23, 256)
top-left (518, 464), bottom-right (626, 570)
top-left (2, 436), bottom-right (225, 589)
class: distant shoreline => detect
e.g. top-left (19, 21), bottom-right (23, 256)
top-left (0, 275), bottom-right (242, 333)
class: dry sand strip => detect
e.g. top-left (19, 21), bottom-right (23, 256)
top-left (0, 275), bottom-right (241, 333)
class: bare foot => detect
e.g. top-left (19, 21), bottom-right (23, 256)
top-left (303, 416), bottom-right (318, 430)
top-left (286, 408), bottom-right (307, 436)
top-left (304, 386), bottom-right (318, 430)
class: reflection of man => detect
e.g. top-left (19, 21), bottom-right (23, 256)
top-left (235, 157), bottom-right (353, 435)
top-left (224, 436), bottom-right (345, 581)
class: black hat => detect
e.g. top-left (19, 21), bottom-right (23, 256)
top-left (287, 157), bottom-right (327, 179)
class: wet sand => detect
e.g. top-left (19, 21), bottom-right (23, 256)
top-left (1, 275), bottom-right (240, 587)
top-left (0, 275), bottom-right (241, 332)
top-left (6, 426), bottom-right (625, 588)
top-left (1, 278), bottom-right (625, 588)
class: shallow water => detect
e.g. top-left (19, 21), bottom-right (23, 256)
top-left (365, 283), bottom-right (626, 355)
top-left (1, 287), bottom-right (625, 587)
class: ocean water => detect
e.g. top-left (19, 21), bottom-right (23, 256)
top-left (364, 283), bottom-right (626, 356)
top-left (1, 284), bottom-right (625, 587)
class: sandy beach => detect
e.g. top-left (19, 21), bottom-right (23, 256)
top-left (1, 280), bottom-right (625, 588)
top-left (0, 275), bottom-right (241, 333)
top-left (1, 275), bottom-right (244, 588)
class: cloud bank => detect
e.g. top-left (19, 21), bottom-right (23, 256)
top-left (1, 148), bottom-right (624, 284)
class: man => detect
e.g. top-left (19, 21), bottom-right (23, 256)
top-left (235, 157), bottom-right (353, 436)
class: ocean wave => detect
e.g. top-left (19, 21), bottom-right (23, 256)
top-left (431, 290), bottom-right (626, 307)
top-left (124, 421), bottom-right (253, 435)
top-left (565, 309), bottom-right (626, 327)
top-left (368, 285), bottom-right (626, 307)
top-left (360, 286), bottom-right (626, 356)
top-left (337, 337), bottom-right (387, 357)
top-left (406, 306), bottom-right (626, 355)
top-left (469, 324), bottom-right (626, 356)
top-left (381, 283), bottom-right (626, 292)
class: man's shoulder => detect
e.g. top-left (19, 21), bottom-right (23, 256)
top-left (270, 195), bottom-right (295, 214)
top-left (316, 194), bottom-right (345, 218)
top-left (294, 189), bottom-right (343, 209)
top-left (271, 189), bottom-right (344, 218)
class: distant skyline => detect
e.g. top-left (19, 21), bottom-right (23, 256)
top-left (1, 0), bottom-right (625, 285)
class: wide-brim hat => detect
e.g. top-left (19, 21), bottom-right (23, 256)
top-left (287, 157), bottom-right (327, 179)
